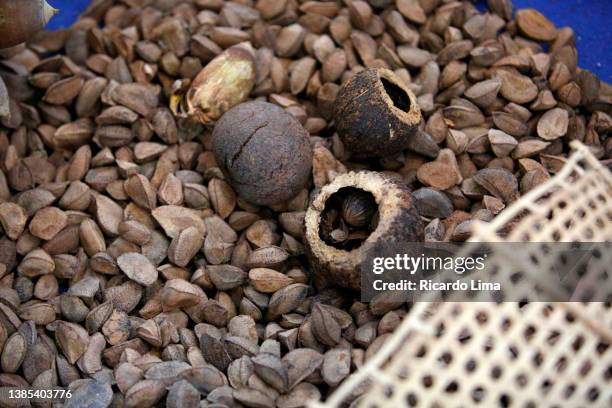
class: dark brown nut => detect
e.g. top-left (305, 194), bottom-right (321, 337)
top-left (305, 171), bottom-right (423, 289)
top-left (341, 189), bottom-right (376, 228)
top-left (334, 68), bottom-right (421, 158)
top-left (515, 8), bottom-right (557, 42)
top-left (212, 101), bottom-right (312, 206)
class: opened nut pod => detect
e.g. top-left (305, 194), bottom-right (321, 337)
top-left (305, 171), bottom-right (423, 290)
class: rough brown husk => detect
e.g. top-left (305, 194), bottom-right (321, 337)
top-left (305, 171), bottom-right (423, 289)
top-left (212, 101), bottom-right (312, 206)
top-left (334, 68), bottom-right (422, 158)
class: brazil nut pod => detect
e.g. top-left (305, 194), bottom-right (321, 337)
top-left (305, 171), bottom-right (423, 289)
top-left (334, 68), bottom-right (422, 158)
top-left (212, 101), bottom-right (312, 206)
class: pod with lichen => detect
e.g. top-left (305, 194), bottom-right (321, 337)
top-left (305, 171), bottom-right (423, 290)
top-left (334, 68), bottom-right (422, 158)
top-left (171, 43), bottom-right (256, 124)
top-left (0, 0), bottom-right (58, 49)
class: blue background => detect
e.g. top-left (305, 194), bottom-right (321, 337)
top-left (45, 0), bottom-right (611, 81)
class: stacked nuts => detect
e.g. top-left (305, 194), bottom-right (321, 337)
top-left (0, 0), bottom-right (610, 407)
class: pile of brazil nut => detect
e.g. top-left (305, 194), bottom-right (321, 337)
top-left (0, 0), bottom-right (610, 407)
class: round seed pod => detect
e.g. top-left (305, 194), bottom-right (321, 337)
top-left (212, 101), bottom-right (312, 206)
top-left (0, 0), bottom-right (58, 49)
top-left (334, 68), bottom-right (422, 158)
top-left (305, 171), bottom-right (423, 289)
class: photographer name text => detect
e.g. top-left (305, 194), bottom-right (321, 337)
top-left (372, 279), bottom-right (501, 291)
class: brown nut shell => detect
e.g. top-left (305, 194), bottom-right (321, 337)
top-left (305, 171), bottom-right (423, 289)
top-left (334, 68), bottom-right (421, 158)
top-left (212, 101), bottom-right (312, 206)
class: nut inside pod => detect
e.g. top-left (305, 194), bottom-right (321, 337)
top-left (305, 171), bottom-right (423, 290)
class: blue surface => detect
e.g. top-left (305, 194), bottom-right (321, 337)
top-left (45, 0), bottom-right (611, 81)
top-left (46, 0), bottom-right (90, 30)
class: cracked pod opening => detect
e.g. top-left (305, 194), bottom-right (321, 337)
top-left (380, 76), bottom-right (411, 112)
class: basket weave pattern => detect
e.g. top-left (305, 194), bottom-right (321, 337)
top-left (314, 142), bottom-right (612, 408)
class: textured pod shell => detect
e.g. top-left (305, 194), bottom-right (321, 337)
top-left (212, 101), bottom-right (312, 206)
top-left (305, 171), bottom-right (423, 289)
top-left (0, 0), bottom-right (58, 49)
top-left (334, 68), bottom-right (421, 158)
top-left (185, 44), bottom-right (256, 124)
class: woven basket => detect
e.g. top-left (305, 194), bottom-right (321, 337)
top-left (313, 142), bottom-right (612, 408)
